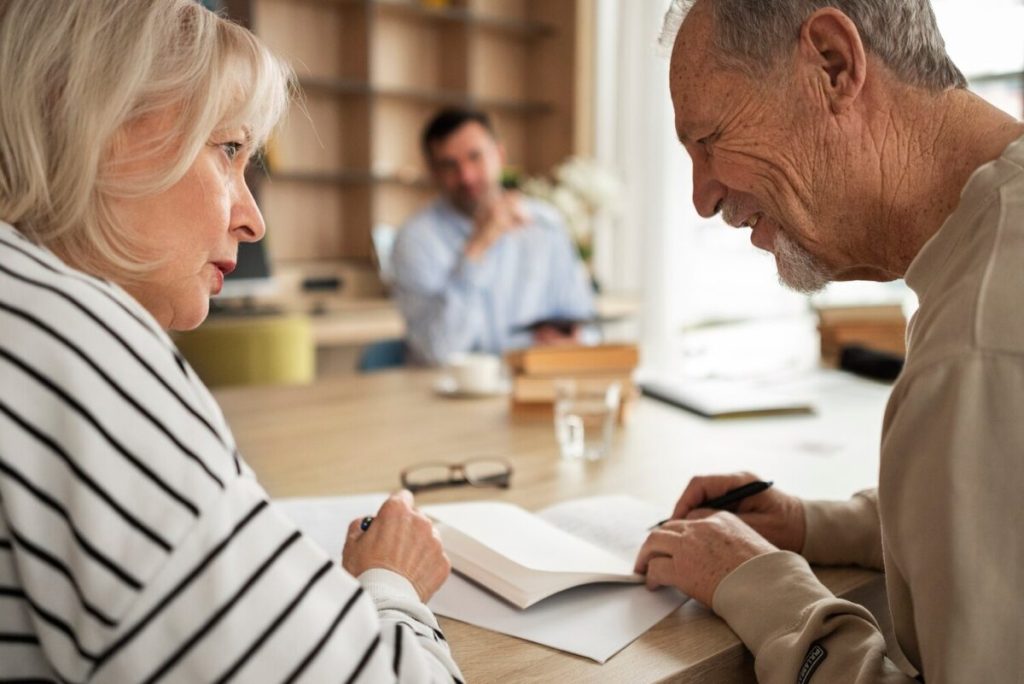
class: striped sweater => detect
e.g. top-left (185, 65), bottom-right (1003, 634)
top-left (0, 221), bottom-right (464, 683)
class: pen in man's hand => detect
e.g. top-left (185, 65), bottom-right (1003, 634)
top-left (649, 480), bottom-right (774, 529)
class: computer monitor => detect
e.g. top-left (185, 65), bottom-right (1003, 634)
top-left (216, 239), bottom-right (278, 300)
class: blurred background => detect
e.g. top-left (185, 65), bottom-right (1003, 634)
top-left (191, 0), bottom-right (1022, 387)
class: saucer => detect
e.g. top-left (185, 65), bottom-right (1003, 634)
top-left (433, 375), bottom-right (510, 399)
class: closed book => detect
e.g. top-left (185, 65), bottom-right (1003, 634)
top-left (639, 378), bottom-right (814, 419)
top-left (816, 303), bottom-right (905, 326)
top-left (505, 344), bottom-right (639, 376)
top-left (509, 394), bottom-right (636, 423)
top-left (421, 496), bottom-right (662, 609)
top-left (512, 373), bottom-right (635, 403)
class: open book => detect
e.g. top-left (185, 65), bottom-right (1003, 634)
top-left (276, 493), bottom-right (687, 662)
top-left (421, 495), bottom-right (662, 609)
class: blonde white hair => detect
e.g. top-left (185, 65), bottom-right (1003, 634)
top-left (0, 0), bottom-right (293, 277)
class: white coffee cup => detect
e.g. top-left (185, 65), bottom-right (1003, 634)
top-left (447, 353), bottom-right (502, 394)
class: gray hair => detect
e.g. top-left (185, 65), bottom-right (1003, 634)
top-left (659, 0), bottom-right (967, 91)
top-left (0, 0), bottom-right (293, 279)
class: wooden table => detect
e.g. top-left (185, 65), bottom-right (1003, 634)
top-left (215, 369), bottom-right (891, 683)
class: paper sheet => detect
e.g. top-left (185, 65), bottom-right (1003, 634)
top-left (276, 493), bottom-right (390, 559)
top-left (429, 573), bottom-right (685, 663)
top-left (276, 494), bottom-right (688, 664)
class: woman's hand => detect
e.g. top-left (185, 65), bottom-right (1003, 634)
top-left (342, 490), bottom-right (451, 602)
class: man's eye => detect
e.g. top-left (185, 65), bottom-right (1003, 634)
top-left (697, 134), bottom-right (715, 155)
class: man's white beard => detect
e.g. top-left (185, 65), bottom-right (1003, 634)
top-left (773, 230), bottom-right (831, 294)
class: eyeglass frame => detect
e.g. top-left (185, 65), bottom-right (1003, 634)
top-left (400, 457), bottom-right (513, 493)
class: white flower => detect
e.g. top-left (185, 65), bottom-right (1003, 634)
top-left (519, 177), bottom-right (554, 201)
top-left (553, 158), bottom-right (623, 213)
top-left (549, 186), bottom-right (589, 242)
top-left (519, 156), bottom-right (622, 257)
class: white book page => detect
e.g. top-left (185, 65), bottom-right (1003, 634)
top-left (422, 501), bottom-right (633, 576)
top-left (537, 495), bottom-right (666, 562)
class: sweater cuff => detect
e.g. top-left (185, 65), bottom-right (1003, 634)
top-left (712, 550), bottom-right (835, 657)
top-left (802, 490), bottom-right (883, 570)
top-left (358, 568), bottom-right (422, 605)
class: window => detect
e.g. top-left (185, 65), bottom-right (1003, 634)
top-left (933, 0), bottom-right (1024, 118)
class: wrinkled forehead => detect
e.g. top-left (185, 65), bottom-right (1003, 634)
top-left (668, 3), bottom-right (721, 137)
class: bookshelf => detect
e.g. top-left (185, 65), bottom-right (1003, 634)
top-left (223, 0), bottom-right (584, 297)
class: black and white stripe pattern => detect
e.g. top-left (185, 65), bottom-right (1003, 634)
top-left (0, 222), bottom-right (463, 682)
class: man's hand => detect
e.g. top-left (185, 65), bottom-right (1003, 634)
top-left (533, 324), bottom-right (580, 346)
top-left (671, 472), bottom-right (806, 553)
top-left (634, 511), bottom-right (777, 606)
top-left (342, 490), bottom-right (451, 602)
top-left (464, 191), bottom-right (529, 260)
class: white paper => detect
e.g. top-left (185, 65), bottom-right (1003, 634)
top-left (429, 574), bottom-right (685, 663)
top-left (276, 493), bottom-right (389, 559)
top-left (277, 493), bottom-right (689, 664)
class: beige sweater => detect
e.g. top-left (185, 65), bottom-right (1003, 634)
top-left (712, 135), bottom-right (1024, 683)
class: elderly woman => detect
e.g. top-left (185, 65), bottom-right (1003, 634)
top-left (0, 1), bottom-right (462, 681)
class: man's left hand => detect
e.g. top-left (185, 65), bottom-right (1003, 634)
top-left (634, 511), bottom-right (778, 606)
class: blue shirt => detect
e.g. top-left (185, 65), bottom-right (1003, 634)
top-left (392, 197), bottom-right (596, 365)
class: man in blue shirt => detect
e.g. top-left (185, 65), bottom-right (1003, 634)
top-left (392, 107), bottom-right (595, 365)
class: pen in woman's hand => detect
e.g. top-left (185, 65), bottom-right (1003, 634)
top-left (649, 480), bottom-right (774, 529)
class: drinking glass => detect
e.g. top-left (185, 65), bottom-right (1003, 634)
top-left (553, 380), bottom-right (622, 460)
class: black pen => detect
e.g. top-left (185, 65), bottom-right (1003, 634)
top-left (649, 480), bottom-right (774, 529)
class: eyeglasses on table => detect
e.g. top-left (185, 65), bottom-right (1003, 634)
top-left (400, 457), bottom-right (513, 493)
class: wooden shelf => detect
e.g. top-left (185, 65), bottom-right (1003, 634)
top-left (297, 76), bottom-right (369, 96)
top-left (268, 169), bottom-right (432, 189)
top-left (471, 96), bottom-right (551, 115)
top-left (229, 0), bottom-right (580, 265)
top-left (298, 77), bottom-right (553, 114)
top-left (300, 0), bottom-right (557, 39)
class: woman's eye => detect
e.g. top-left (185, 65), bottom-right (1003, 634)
top-left (220, 141), bottom-right (244, 161)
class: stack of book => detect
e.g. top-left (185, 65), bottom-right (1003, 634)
top-left (504, 344), bottom-right (640, 422)
top-left (817, 304), bottom-right (907, 366)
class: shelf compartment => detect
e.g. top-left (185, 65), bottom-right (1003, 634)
top-left (269, 94), bottom-right (371, 173)
top-left (254, 0), bottom-right (369, 81)
top-left (372, 184), bottom-right (435, 228)
top-left (468, 29), bottom-right (528, 102)
top-left (370, 98), bottom-right (444, 182)
top-left (371, 0), bottom-right (554, 39)
top-left (371, 3), bottom-right (468, 92)
top-left (261, 182), bottom-right (373, 260)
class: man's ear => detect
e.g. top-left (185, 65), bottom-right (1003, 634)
top-left (798, 8), bottom-right (866, 114)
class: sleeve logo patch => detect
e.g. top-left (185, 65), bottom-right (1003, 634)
top-left (797, 643), bottom-right (828, 684)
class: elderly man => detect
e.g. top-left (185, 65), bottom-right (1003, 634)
top-left (635, 1), bottom-right (1024, 682)
top-left (391, 107), bottom-right (595, 366)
